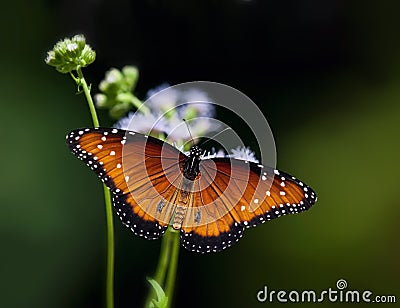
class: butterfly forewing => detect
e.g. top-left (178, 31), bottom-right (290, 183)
top-left (67, 128), bottom-right (184, 239)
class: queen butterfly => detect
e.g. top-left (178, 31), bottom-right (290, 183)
top-left (66, 127), bottom-right (317, 253)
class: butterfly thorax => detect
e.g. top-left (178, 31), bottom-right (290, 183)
top-left (182, 145), bottom-right (202, 181)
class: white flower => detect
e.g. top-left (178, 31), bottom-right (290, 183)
top-left (180, 89), bottom-right (215, 117)
top-left (145, 84), bottom-right (216, 118)
top-left (114, 111), bottom-right (166, 135)
top-left (230, 146), bottom-right (259, 163)
top-left (145, 83), bottom-right (179, 112)
top-left (115, 83), bottom-right (219, 148)
top-left (164, 116), bottom-right (219, 143)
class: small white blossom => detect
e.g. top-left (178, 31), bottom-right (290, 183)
top-left (230, 146), bottom-right (259, 163)
top-left (164, 116), bottom-right (219, 143)
top-left (67, 43), bottom-right (78, 51)
top-left (114, 111), bottom-right (166, 135)
top-left (181, 89), bottom-right (215, 117)
top-left (146, 84), bottom-right (179, 112)
top-left (115, 83), bottom-right (219, 146)
top-left (145, 84), bottom-right (216, 118)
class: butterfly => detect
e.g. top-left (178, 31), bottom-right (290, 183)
top-left (66, 127), bottom-right (317, 253)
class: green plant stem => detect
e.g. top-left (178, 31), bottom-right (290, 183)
top-left (75, 68), bottom-right (100, 127)
top-left (154, 229), bottom-right (172, 284)
top-left (75, 67), bottom-right (115, 308)
top-left (103, 187), bottom-right (114, 308)
top-left (144, 227), bottom-right (180, 308)
top-left (164, 229), bottom-right (180, 308)
top-left (131, 95), bottom-right (151, 115)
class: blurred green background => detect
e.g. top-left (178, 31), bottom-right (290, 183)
top-left (1, 1), bottom-right (399, 307)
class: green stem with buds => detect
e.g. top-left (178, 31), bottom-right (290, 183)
top-left (74, 67), bottom-right (115, 308)
top-left (73, 68), bottom-right (99, 126)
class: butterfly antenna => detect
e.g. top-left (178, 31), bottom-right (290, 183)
top-left (183, 119), bottom-right (195, 147)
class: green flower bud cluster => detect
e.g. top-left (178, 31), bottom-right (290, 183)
top-left (45, 34), bottom-right (95, 73)
top-left (95, 66), bottom-right (146, 119)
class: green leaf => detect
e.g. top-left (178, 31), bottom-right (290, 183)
top-left (147, 278), bottom-right (168, 308)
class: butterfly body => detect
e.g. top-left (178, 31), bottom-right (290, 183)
top-left (168, 178), bottom-right (194, 230)
top-left (67, 127), bottom-right (317, 253)
top-left (181, 146), bottom-right (202, 181)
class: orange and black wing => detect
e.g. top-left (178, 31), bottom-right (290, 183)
top-left (66, 127), bottom-right (185, 239)
top-left (180, 158), bottom-right (317, 253)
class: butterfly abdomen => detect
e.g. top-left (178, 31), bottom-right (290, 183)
top-left (173, 205), bottom-right (188, 230)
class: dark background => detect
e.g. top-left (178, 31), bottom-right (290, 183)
top-left (1, 0), bottom-right (399, 307)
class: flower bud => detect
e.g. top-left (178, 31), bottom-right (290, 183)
top-left (122, 66), bottom-right (139, 89)
top-left (45, 34), bottom-right (96, 73)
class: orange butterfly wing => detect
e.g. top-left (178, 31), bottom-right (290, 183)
top-left (67, 128), bottom-right (185, 239)
top-left (179, 158), bottom-right (317, 253)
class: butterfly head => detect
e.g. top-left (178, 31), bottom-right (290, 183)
top-left (189, 145), bottom-right (203, 159)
